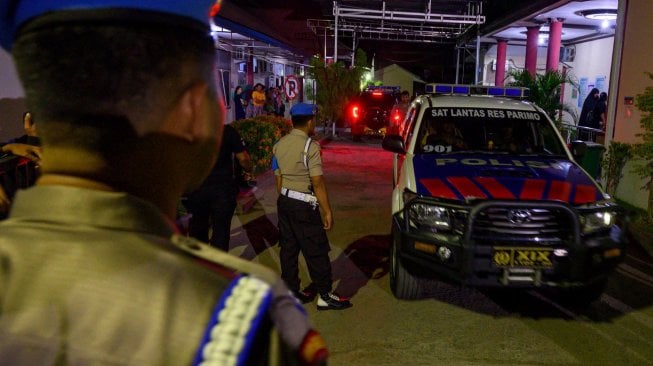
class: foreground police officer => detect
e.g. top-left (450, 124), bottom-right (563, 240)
top-left (273, 103), bottom-right (352, 310)
top-left (0, 1), bottom-right (328, 365)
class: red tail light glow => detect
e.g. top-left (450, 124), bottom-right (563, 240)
top-left (372, 92), bottom-right (383, 96)
top-left (351, 105), bottom-right (360, 120)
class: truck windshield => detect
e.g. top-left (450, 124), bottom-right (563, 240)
top-left (417, 107), bottom-right (567, 156)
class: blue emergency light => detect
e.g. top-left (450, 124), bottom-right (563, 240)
top-left (426, 83), bottom-right (530, 99)
top-left (366, 85), bottom-right (401, 93)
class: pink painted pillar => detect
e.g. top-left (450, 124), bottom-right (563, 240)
top-left (495, 39), bottom-right (508, 86)
top-left (546, 19), bottom-right (563, 71)
top-left (525, 26), bottom-right (539, 77)
top-left (247, 54), bottom-right (254, 86)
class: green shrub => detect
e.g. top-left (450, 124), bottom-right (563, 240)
top-left (633, 72), bottom-right (653, 219)
top-left (602, 141), bottom-right (633, 196)
top-left (232, 115), bottom-right (292, 173)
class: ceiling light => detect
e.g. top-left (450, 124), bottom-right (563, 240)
top-left (576, 9), bottom-right (617, 20)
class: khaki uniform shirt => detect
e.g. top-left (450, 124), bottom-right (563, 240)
top-left (273, 129), bottom-right (322, 193)
top-left (0, 186), bottom-right (325, 365)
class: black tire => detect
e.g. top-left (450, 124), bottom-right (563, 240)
top-left (352, 134), bottom-right (362, 142)
top-left (389, 232), bottom-right (422, 300)
top-left (557, 278), bottom-right (608, 306)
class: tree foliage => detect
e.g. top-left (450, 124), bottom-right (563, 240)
top-left (308, 49), bottom-right (369, 124)
top-left (633, 72), bottom-right (653, 218)
top-left (507, 69), bottom-right (578, 129)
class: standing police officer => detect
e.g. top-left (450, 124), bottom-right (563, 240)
top-left (273, 103), bottom-right (352, 310)
top-left (0, 1), bottom-right (328, 365)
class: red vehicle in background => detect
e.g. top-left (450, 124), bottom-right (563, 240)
top-left (346, 86), bottom-right (401, 141)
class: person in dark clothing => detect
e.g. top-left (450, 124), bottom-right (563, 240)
top-left (592, 92), bottom-right (608, 143)
top-left (185, 124), bottom-right (253, 251)
top-left (578, 88), bottom-right (600, 141)
top-left (233, 86), bottom-right (246, 121)
top-left (592, 92), bottom-right (608, 130)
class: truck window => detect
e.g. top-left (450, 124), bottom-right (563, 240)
top-left (418, 107), bottom-right (566, 155)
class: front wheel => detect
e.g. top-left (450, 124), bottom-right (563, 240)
top-left (390, 228), bottom-right (422, 300)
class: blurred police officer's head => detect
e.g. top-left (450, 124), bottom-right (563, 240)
top-left (1, 1), bottom-right (223, 207)
top-left (289, 103), bottom-right (316, 128)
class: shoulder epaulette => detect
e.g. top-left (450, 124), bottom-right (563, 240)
top-left (192, 274), bottom-right (273, 366)
top-left (170, 234), bottom-right (279, 285)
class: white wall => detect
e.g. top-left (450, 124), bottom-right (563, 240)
top-left (482, 44), bottom-right (549, 86)
top-left (0, 48), bottom-right (27, 141)
top-left (609, 0), bottom-right (653, 210)
top-left (0, 48), bottom-right (24, 98)
top-left (562, 37), bottom-right (614, 124)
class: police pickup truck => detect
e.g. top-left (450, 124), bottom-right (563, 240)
top-left (382, 84), bottom-right (625, 303)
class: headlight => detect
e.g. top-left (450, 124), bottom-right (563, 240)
top-left (408, 203), bottom-right (451, 232)
top-left (580, 210), bottom-right (617, 234)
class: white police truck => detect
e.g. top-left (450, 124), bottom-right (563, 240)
top-left (382, 84), bottom-right (625, 304)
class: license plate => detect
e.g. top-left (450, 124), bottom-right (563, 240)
top-left (492, 247), bottom-right (554, 268)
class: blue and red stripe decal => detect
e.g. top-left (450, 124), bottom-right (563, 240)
top-left (418, 176), bottom-right (601, 204)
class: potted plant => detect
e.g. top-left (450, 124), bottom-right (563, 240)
top-left (507, 69), bottom-right (579, 129)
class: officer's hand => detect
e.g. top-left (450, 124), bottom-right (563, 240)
top-left (0, 186), bottom-right (10, 214)
top-left (322, 210), bottom-right (333, 230)
top-left (3, 143), bottom-right (42, 162)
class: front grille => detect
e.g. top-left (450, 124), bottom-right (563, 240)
top-left (470, 205), bottom-right (574, 246)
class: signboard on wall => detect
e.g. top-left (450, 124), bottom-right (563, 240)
top-left (284, 75), bottom-right (299, 100)
top-left (595, 76), bottom-right (606, 93)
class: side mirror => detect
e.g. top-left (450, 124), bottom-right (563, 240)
top-left (570, 140), bottom-right (587, 159)
top-left (382, 134), bottom-right (406, 154)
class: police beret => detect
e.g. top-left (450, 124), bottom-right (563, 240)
top-left (290, 103), bottom-right (317, 117)
top-left (0, 0), bottom-right (219, 50)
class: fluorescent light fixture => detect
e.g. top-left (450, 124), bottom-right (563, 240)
top-left (577, 9), bottom-right (617, 21)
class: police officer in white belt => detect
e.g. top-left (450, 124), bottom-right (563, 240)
top-left (273, 103), bottom-right (352, 310)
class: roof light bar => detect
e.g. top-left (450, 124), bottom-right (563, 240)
top-left (366, 85), bottom-right (401, 93)
top-left (426, 83), bottom-right (530, 99)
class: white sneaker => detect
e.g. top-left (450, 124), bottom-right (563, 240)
top-left (317, 292), bottom-right (352, 310)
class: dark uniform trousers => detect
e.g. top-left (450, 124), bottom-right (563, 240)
top-left (277, 195), bottom-right (332, 294)
top-left (186, 183), bottom-right (238, 251)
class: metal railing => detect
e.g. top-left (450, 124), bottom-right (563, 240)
top-left (560, 123), bottom-right (605, 144)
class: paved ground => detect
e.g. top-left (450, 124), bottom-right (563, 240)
top-left (225, 135), bottom-right (653, 366)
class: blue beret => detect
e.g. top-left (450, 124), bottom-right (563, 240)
top-left (290, 103), bottom-right (316, 117)
top-left (0, 0), bottom-right (218, 50)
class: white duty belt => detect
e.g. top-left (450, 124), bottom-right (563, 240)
top-left (280, 187), bottom-right (317, 204)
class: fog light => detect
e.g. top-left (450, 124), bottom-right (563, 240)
top-left (603, 248), bottom-right (621, 258)
top-left (437, 246), bottom-right (452, 260)
top-left (415, 241), bottom-right (436, 254)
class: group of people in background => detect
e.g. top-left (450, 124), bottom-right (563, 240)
top-left (578, 87), bottom-right (608, 142)
top-left (233, 83), bottom-right (286, 121)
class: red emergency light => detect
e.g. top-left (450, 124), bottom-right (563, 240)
top-left (393, 111), bottom-right (401, 124)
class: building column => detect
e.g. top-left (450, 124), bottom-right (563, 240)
top-left (247, 53), bottom-right (254, 86)
top-left (525, 26), bottom-right (540, 76)
top-left (495, 39), bottom-right (508, 86)
top-left (546, 18), bottom-right (563, 71)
